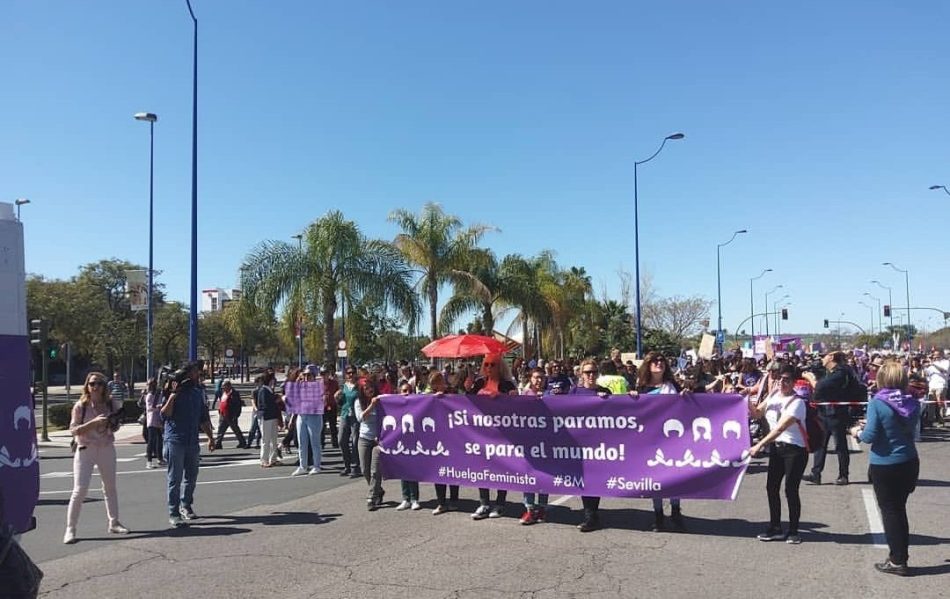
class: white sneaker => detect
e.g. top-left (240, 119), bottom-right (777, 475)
top-left (108, 522), bottom-right (130, 534)
top-left (410, 500), bottom-right (422, 511)
top-left (63, 529), bottom-right (76, 544)
top-left (169, 515), bottom-right (186, 528)
top-left (291, 467), bottom-right (307, 476)
top-left (307, 466), bottom-right (320, 475)
top-left (489, 506), bottom-right (504, 519)
top-left (395, 500), bottom-right (411, 511)
top-left (146, 461), bottom-right (155, 469)
top-left (471, 505), bottom-right (491, 520)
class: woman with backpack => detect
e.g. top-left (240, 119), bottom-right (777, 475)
top-left (63, 372), bottom-right (129, 544)
top-left (749, 364), bottom-right (807, 545)
top-left (850, 360), bottom-right (920, 576)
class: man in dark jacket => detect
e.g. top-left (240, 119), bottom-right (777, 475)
top-left (804, 351), bottom-right (859, 486)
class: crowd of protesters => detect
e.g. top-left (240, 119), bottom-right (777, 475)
top-left (62, 345), bottom-right (943, 576)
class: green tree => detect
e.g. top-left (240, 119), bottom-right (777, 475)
top-left (241, 210), bottom-right (420, 364)
top-left (153, 302), bottom-right (189, 367)
top-left (198, 310), bottom-right (232, 381)
top-left (389, 202), bottom-right (494, 341)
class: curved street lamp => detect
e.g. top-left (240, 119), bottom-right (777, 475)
top-left (633, 132), bottom-right (684, 358)
top-left (763, 284), bottom-right (783, 336)
top-left (749, 269), bottom-right (771, 342)
top-left (714, 229), bottom-right (747, 351)
top-left (14, 198), bottom-right (30, 221)
top-left (882, 262), bottom-right (911, 341)
top-left (863, 292), bottom-right (881, 335)
top-left (134, 112), bottom-right (157, 378)
top-left (870, 280), bottom-right (893, 331)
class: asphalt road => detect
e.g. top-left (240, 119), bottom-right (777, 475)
top-left (23, 421), bottom-right (950, 598)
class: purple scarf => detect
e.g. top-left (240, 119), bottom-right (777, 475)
top-left (873, 388), bottom-right (917, 419)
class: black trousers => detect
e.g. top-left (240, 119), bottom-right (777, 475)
top-left (477, 488), bottom-right (507, 505)
top-left (811, 409), bottom-right (850, 478)
top-left (146, 426), bottom-right (163, 461)
top-left (434, 484), bottom-right (459, 505)
top-left (767, 442), bottom-right (807, 533)
top-left (215, 415), bottom-right (246, 448)
top-left (581, 496), bottom-right (600, 514)
top-left (322, 409), bottom-right (339, 447)
top-left (869, 458), bottom-right (919, 565)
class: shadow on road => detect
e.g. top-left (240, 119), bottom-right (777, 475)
top-left (908, 560), bottom-right (950, 577)
top-left (73, 511), bottom-right (339, 543)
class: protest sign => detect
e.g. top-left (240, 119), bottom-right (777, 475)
top-left (282, 380), bottom-right (325, 415)
top-left (698, 334), bottom-right (716, 359)
top-left (378, 392), bottom-right (750, 500)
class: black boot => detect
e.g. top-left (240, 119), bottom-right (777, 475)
top-left (670, 507), bottom-right (686, 532)
top-left (651, 511), bottom-right (666, 532)
top-left (577, 510), bottom-right (600, 532)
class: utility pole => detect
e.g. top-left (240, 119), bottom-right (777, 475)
top-left (30, 319), bottom-right (50, 442)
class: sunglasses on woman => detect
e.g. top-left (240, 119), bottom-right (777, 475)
top-left (87, 381), bottom-right (104, 388)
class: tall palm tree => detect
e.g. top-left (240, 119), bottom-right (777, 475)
top-left (241, 210), bottom-right (420, 363)
top-left (439, 251), bottom-right (536, 336)
top-left (389, 203), bottom-right (494, 340)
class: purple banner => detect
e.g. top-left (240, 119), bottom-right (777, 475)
top-left (0, 334), bottom-right (39, 532)
top-left (378, 392), bottom-right (750, 500)
top-left (283, 381), bottom-right (325, 415)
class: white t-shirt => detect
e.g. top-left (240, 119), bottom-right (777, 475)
top-left (764, 392), bottom-right (806, 448)
top-left (925, 360), bottom-right (948, 391)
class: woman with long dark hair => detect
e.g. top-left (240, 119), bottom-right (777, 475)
top-left (144, 377), bottom-right (164, 469)
top-left (356, 375), bottom-right (385, 509)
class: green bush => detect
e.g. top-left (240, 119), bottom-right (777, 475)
top-left (49, 403), bottom-right (73, 428)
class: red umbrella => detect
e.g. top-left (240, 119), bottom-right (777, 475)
top-left (420, 334), bottom-right (508, 358)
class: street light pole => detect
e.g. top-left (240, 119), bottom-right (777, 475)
top-left (883, 262), bottom-right (911, 343)
top-left (773, 295), bottom-right (789, 335)
top-left (749, 269), bottom-right (771, 344)
top-left (292, 234), bottom-right (303, 368)
top-left (14, 198), bottom-right (30, 221)
top-left (764, 284), bottom-right (783, 337)
top-left (716, 229), bottom-right (747, 352)
top-left (858, 300), bottom-right (874, 336)
top-left (186, 0), bottom-right (199, 361)
top-left (863, 293), bottom-right (881, 337)
top-left (134, 112), bottom-right (157, 378)
top-left (870, 280), bottom-right (893, 332)
top-left (633, 132), bottom-right (684, 358)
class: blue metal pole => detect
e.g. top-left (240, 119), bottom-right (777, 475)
top-left (187, 1), bottom-right (199, 361)
top-left (147, 119), bottom-right (154, 377)
top-left (633, 161), bottom-right (642, 359)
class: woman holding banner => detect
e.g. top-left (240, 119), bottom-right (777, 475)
top-left (633, 353), bottom-right (685, 532)
top-left (356, 376), bottom-right (386, 509)
top-left (519, 367), bottom-right (549, 525)
top-left (748, 364), bottom-right (807, 545)
top-left (427, 371), bottom-right (461, 515)
top-left (470, 355), bottom-right (518, 520)
top-left (574, 358), bottom-right (612, 532)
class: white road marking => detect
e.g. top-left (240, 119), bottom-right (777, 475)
top-left (848, 436), bottom-right (860, 452)
top-left (39, 473), bottom-right (300, 495)
top-left (550, 495), bottom-right (573, 506)
top-left (861, 488), bottom-right (887, 549)
top-left (40, 458), bottom-right (261, 479)
top-left (116, 457), bottom-right (139, 463)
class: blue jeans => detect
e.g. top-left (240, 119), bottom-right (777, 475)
top-left (246, 410), bottom-right (261, 446)
top-left (165, 441), bottom-right (200, 515)
top-left (523, 492), bottom-right (549, 507)
top-left (297, 414), bottom-right (324, 470)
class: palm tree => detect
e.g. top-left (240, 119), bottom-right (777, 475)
top-left (241, 210), bottom-right (420, 363)
top-left (389, 203), bottom-right (494, 340)
top-left (439, 251), bottom-right (536, 336)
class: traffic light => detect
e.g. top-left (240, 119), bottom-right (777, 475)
top-left (781, 308), bottom-right (788, 320)
top-left (49, 346), bottom-right (58, 359)
top-left (883, 305), bottom-right (891, 317)
top-left (30, 319), bottom-right (47, 347)
top-left (823, 319), bottom-right (829, 328)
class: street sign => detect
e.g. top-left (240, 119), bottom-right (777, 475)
top-left (337, 350), bottom-right (347, 358)
top-left (224, 357), bottom-right (235, 366)
top-left (338, 340), bottom-right (347, 350)
top-left (225, 348), bottom-right (235, 358)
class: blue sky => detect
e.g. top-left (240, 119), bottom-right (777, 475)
top-left (4, 1), bottom-right (949, 340)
